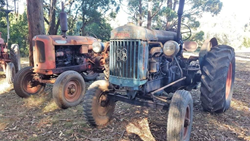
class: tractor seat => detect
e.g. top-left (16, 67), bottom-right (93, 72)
top-left (183, 41), bottom-right (198, 52)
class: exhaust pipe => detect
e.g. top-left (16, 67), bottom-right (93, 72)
top-left (60, 2), bottom-right (68, 38)
top-left (176, 0), bottom-right (185, 43)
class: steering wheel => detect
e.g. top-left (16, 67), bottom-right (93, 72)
top-left (170, 23), bottom-right (192, 41)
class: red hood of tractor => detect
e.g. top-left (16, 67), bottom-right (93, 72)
top-left (33, 35), bottom-right (97, 46)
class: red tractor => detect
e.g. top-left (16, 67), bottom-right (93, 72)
top-left (14, 5), bottom-right (108, 109)
top-left (0, 32), bottom-right (20, 83)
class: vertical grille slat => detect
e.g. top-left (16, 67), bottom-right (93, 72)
top-left (126, 40), bottom-right (129, 77)
top-left (136, 41), bottom-right (139, 79)
top-left (122, 41), bottom-right (125, 77)
top-left (110, 40), bottom-right (141, 79)
top-left (130, 41), bottom-right (133, 78)
top-left (133, 41), bottom-right (136, 79)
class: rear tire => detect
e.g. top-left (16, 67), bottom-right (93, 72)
top-left (6, 62), bottom-right (15, 84)
top-left (83, 80), bottom-right (115, 127)
top-left (53, 71), bottom-right (86, 109)
top-left (14, 67), bottom-right (46, 98)
top-left (200, 45), bottom-right (235, 113)
top-left (167, 90), bottom-right (193, 141)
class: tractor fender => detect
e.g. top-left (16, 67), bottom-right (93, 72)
top-left (199, 37), bottom-right (218, 66)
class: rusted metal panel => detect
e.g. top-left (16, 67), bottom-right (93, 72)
top-left (111, 23), bottom-right (177, 43)
top-left (80, 45), bottom-right (89, 54)
top-left (183, 41), bottom-right (198, 52)
top-left (33, 64), bottom-right (89, 75)
top-left (33, 36), bottom-right (56, 71)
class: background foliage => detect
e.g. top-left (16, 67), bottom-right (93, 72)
top-left (0, 0), bottom-right (249, 57)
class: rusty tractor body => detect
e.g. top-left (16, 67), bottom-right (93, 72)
top-left (83, 0), bottom-right (236, 140)
top-left (32, 35), bottom-right (104, 81)
top-left (13, 4), bottom-right (107, 109)
top-left (14, 33), bottom-right (106, 109)
top-left (0, 32), bottom-right (20, 84)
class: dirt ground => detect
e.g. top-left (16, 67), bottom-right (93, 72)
top-left (0, 53), bottom-right (249, 141)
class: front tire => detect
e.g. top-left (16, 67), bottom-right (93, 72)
top-left (167, 90), bottom-right (193, 141)
top-left (14, 67), bottom-right (46, 98)
top-left (200, 45), bottom-right (235, 113)
top-left (53, 71), bottom-right (86, 109)
top-left (83, 80), bottom-right (115, 127)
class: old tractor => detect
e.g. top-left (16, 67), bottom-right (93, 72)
top-left (82, 0), bottom-right (235, 140)
top-left (14, 5), bottom-right (107, 109)
top-left (0, 32), bottom-right (20, 84)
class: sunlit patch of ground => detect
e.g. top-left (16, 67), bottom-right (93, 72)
top-left (42, 101), bottom-right (59, 113)
top-left (0, 80), bottom-right (13, 95)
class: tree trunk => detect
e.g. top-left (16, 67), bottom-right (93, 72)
top-left (166, 0), bottom-right (173, 30)
top-left (48, 0), bottom-right (57, 35)
top-left (27, 0), bottom-right (45, 66)
top-left (138, 0), bottom-right (143, 26)
top-left (147, 0), bottom-right (152, 29)
top-left (173, 0), bottom-right (178, 11)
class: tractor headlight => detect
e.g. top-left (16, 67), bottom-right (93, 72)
top-left (163, 41), bottom-right (180, 58)
top-left (92, 41), bottom-right (104, 53)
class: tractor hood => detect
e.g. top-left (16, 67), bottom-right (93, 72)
top-left (33, 35), bottom-right (97, 46)
top-left (111, 23), bottom-right (177, 43)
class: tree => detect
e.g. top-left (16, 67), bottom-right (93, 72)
top-left (27, 0), bottom-right (45, 66)
top-left (127, 0), bottom-right (164, 27)
top-left (84, 19), bottom-right (112, 41)
top-left (127, 0), bottom-right (223, 43)
top-left (43, 0), bottom-right (61, 35)
top-left (47, 0), bottom-right (58, 35)
top-left (76, 0), bottom-right (119, 36)
top-left (0, 0), bottom-right (5, 7)
top-left (127, 0), bottom-right (147, 26)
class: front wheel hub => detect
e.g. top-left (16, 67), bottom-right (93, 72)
top-left (64, 81), bottom-right (81, 102)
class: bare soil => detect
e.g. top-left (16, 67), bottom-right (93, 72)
top-left (0, 53), bottom-right (249, 141)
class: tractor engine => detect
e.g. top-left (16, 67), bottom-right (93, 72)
top-left (55, 45), bottom-right (87, 67)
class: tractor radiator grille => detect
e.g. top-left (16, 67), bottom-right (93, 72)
top-left (110, 40), bottom-right (140, 79)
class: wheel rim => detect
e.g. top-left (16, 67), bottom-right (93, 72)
top-left (23, 72), bottom-right (42, 94)
top-left (64, 81), bottom-right (81, 102)
top-left (183, 105), bottom-right (190, 139)
top-left (226, 63), bottom-right (232, 99)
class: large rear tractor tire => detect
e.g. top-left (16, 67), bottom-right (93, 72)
top-left (83, 80), bottom-right (115, 127)
top-left (53, 71), bottom-right (86, 109)
top-left (14, 67), bottom-right (46, 98)
top-left (167, 90), bottom-right (193, 141)
top-left (200, 45), bottom-right (235, 113)
top-left (6, 62), bottom-right (16, 84)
